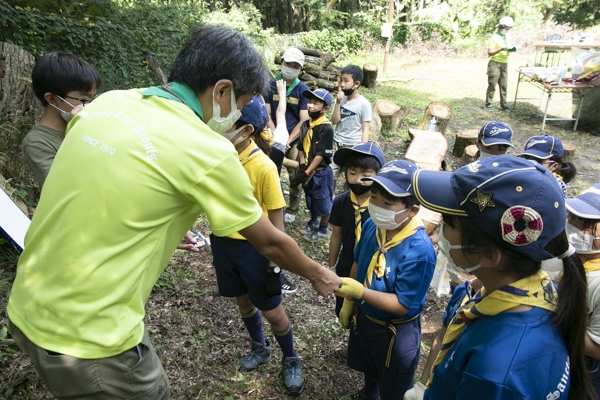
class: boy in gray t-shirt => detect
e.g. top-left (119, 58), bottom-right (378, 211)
top-left (331, 65), bottom-right (372, 188)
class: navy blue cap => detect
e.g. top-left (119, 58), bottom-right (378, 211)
top-left (333, 142), bottom-right (385, 169)
top-left (362, 160), bottom-right (419, 197)
top-left (478, 121), bottom-right (514, 147)
top-left (302, 88), bottom-right (332, 107)
top-left (412, 155), bottom-right (565, 261)
top-left (566, 183), bottom-right (600, 219)
top-left (238, 95), bottom-right (269, 132)
top-left (520, 135), bottom-right (564, 160)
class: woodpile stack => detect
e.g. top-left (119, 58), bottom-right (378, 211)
top-left (274, 47), bottom-right (343, 91)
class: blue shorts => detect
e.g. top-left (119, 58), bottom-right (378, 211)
top-left (347, 308), bottom-right (421, 399)
top-left (210, 234), bottom-right (282, 312)
top-left (303, 167), bottom-right (333, 218)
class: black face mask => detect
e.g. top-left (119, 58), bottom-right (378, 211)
top-left (342, 88), bottom-right (355, 97)
top-left (308, 110), bottom-right (323, 120)
top-left (348, 183), bottom-right (371, 196)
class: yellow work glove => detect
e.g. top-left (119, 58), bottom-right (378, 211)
top-left (334, 277), bottom-right (365, 299)
top-left (339, 299), bottom-right (355, 329)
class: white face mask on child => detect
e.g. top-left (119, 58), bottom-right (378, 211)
top-left (368, 203), bottom-right (409, 230)
top-left (50, 95), bottom-right (78, 122)
top-left (566, 222), bottom-right (600, 254)
top-left (438, 224), bottom-right (483, 274)
top-left (281, 65), bottom-right (300, 80)
top-left (222, 125), bottom-right (248, 146)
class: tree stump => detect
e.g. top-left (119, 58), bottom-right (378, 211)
top-left (460, 145), bottom-right (479, 167)
top-left (562, 142), bottom-right (576, 162)
top-left (369, 108), bottom-right (381, 144)
top-left (416, 102), bottom-right (452, 135)
top-left (374, 100), bottom-right (409, 133)
top-left (362, 64), bottom-right (378, 89)
top-left (405, 128), bottom-right (448, 171)
top-left (452, 128), bottom-right (479, 157)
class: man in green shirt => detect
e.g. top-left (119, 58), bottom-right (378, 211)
top-left (485, 16), bottom-right (518, 111)
top-left (8, 25), bottom-right (341, 399)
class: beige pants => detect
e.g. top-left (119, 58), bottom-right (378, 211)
top-left (9, 320), bottom-right (170, 400)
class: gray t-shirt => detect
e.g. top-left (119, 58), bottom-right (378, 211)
top-left (333, 95), bottom-right (372, 146)
top-left (22, 124), bottom-right (65, 188)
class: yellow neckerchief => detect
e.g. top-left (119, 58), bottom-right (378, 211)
top-left (302, 113), bottom-right (330, 166)
top-left (584, 259), bottom-right (600, 273)
top-left (553, 172), bottom-right (564, 181)
top-left (364, 216), bottom-right (423, 287)
top-left (427, 269), bottom-right (558, 388)
top-left (239, 141), bottom-right (262, 166)
top-left (350, 190), bottom-right (369, 246)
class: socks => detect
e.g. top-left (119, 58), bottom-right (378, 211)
top-left (318, 223), bottom-right (328, 234)
top-left (273, 324), bottom-right (295, 358)
top-left (363, 371), bottom-right (380, 400)
top-left (241, 307), bottom-right (265, 345)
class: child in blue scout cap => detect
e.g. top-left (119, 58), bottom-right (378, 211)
top-left (566, 183), bottom-right (600, 397)
top-left (209, 95), bottom-right (303, 396)
top-left (519, 134), bottom-right (576, 198)
top-left (407, 156), bottom-right (594, 400)
top-left (291, 88), bottom-right (335, 242)
top-left (329, 142), bottom-right (385, 317)
top-left (334, 160), bottom-right (437, 400)
top-left (476, 121), bottom-right (513, 159)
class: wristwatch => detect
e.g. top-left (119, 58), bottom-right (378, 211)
top-left (270, 266), bottom-right (281, 273)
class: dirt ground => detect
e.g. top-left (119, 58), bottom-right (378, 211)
top-left (1, 47), bottom-right (600, 399)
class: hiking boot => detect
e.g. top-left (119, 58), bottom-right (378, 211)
top-left (299, 221), bottom-right (319, 235)
top-left (339, 389), bottom-right (381, 400)
top-left (303, 230), bottom-right (328, 242)
top-left (282, 355), bottom-right (303, 396)
top-left (281, 276), bottom-right (298, 294)
top-left (239, 340), bottom-right (271, 373)
top-left (284, 213), bottom-right (296, 223)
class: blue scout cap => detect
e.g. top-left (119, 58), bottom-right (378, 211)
top-left (302, 88), bottom-right (332, 107)
top-left (566, 183), bottom-right (600, 219)
top-left (412, 155), bottom-right (565, 261)
top-left (238, 95), bottom-right (269, 133)
top-left (478, 121), bottom-right (514, 147)
top-left (362, 160), bottom-right (419, 197)
top-left (333, 142), bottom-right (385, 169)
top-left (520, 135), bottom-right (564, 160)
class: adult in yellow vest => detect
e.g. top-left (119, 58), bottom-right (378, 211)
top-left (485, 16), bottom-right (518, 111)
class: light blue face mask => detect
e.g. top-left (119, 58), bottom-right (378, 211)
top-left (438, 224), bottom-right (482, 274)
top-left (207, 81), bottom-right (242, 135)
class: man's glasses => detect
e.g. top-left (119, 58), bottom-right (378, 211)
top-left (60, 94), bottom-right (96, 105)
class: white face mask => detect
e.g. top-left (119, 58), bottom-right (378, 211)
top-left (281, 65), bottom-right (300, 80)
top-left (438, 224), bottom-right (482, 274)
top-left (207, 82), bottom-right (242, 135)
top-left (566, 222), bottom-right (600, 254)
top-left (50, 95), bottom-right (78, 122)
top-left (368, 203), bottom-right (409, 231)
top-left (223, 124), bottom-right (248, 146)
top-left (479, 150), bottom-right (494, 160)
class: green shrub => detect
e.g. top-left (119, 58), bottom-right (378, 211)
top-left (299, 28), bottom-right (364, 53)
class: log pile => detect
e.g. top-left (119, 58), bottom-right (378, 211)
top-left (275, 47), bottom-right (343, 91)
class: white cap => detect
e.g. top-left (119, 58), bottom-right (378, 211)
top-left (282, 48), bottom-right (304, 67)
top-left (498, 16), bottom-right (515, 28)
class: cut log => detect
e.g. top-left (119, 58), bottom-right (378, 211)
top-left (283, 157), bottom-right (299, 169)
top-left (416, 102), bottom-right (452, 135)
top-left (405, 128), bottom-right (448, 171)
top-left (323, 49), bottom-right (344, 69)
top-left (363, 64), bottom-right (378, 89)
top-left (369, 108), bottom-right (381, 144)
top-left (562, 142), bottom-right (576, 162)
top-left (374, 100), bottom-right (402, 133)
top-left (316, 79), bottom-right (336, 91)
top-left (452, 128), bottom-right (479, 157)
top-left (460, 145), bottom-right (479, 167)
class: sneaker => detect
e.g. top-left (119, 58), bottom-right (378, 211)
top-left (239, 340), bottom-right (271, 373)
top-left (284, 213), bottom-right (296, 223)
top-left (281, 276), bottom-right (298, 294)
top-left (303, 230), bottom-right (328, 242)
top-left (282, 355), bottom-right (303, 396)
top-left (502, 105), bottom-right (512, 111)
top-left (339, 389), bottom-right (380, 400)
top-left (299, 221), bottom-right (319, 235)
top-left (485, 106), bottom-right (494, 111)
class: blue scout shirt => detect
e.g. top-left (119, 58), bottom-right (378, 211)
top-left (354, 218), bottom-right (436, 320)
top-left (425, 291), bottom-right (571, 400)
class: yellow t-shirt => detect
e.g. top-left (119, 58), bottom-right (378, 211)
top-left (489, 32), bottom-right (509, 64)
top-left (229, 141), bottom-right (285, 240)
top-left (7, 88), bottom-right (262, 359)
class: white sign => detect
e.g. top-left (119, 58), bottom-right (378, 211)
top-left (0, 188), bottom-right (30, 251)
top-left (381, 23), bottom-right (393, 38)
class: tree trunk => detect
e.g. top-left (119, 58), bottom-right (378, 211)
top-left (362, 63), bottom-right (378, 89)
top-left (562, 142), bottom-right (576, 162)
top-left (452, 128), bottom-right (479, 157)
top-left (416, 101), bottom-right (452, 135)
top-left (460, 145), bottom-right (479, 167)
top-left (275, 0), bottom-right (285, 33)
top-left (287, 0), bottom-right (294, 33)
top-left (374, 100), bottom-right (407, 132)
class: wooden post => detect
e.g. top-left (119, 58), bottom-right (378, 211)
top-left (362, 64), bottom-right (378, 89)
top-left (383, 0), bottom-right (394, 74)
top-left (452, 128), bottom-right (479, 157)
top-left (417, 102), bottom-right (452, 135)
top-left (562, 142), bottom-right (576, 162)
top-left (460, 145), bottom-right (479, 167)
top-left (374, 100), bottom-right (407, 132)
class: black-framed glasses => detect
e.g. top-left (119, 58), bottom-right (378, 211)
top-left (59, 94), bottom-right (96, 105)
